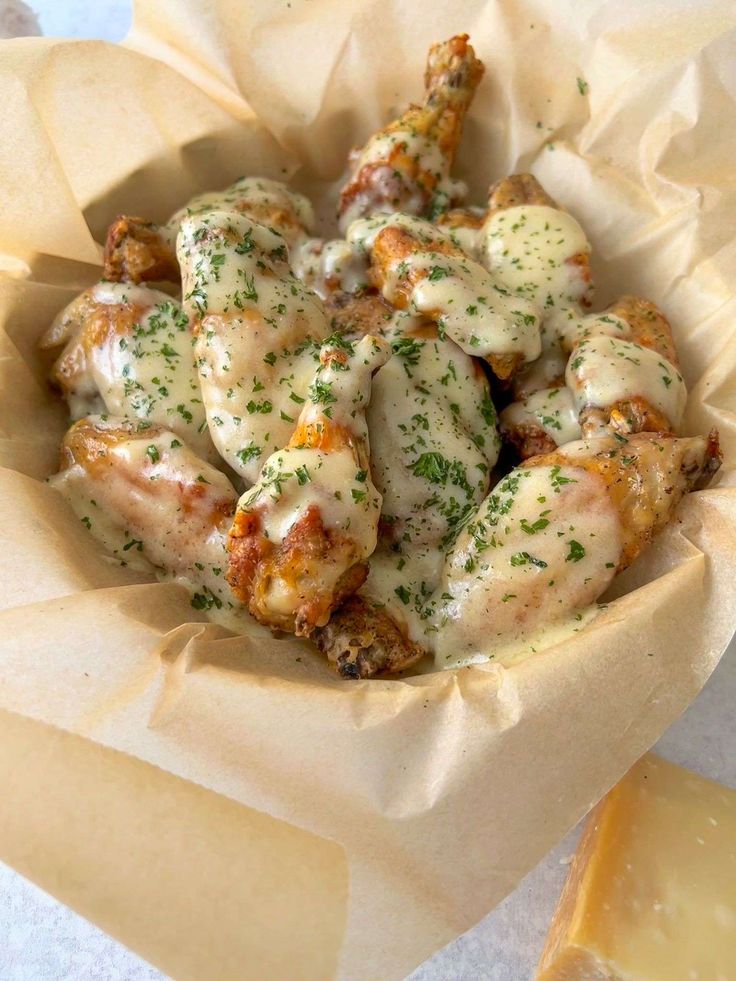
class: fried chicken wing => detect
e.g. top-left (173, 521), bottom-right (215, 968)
top-left (104, 176), bottom-right (313, 284)
top-left (176, 209), bottom-right (330, 483)
top-left (51, 416), bottom-right (238, 608)
top-left (337, 34), bottom-right (484, 231)
top-left (349, 213), bottom-right (541, 379)
top-left (502, 298), bottom-right (685, 458)
top-left (479, 174), bottom-right (593, 310)
top-left (226, 334), bottom-right (390, 636)
top-left (40, 281), bottom-right (215, 460)
top-left (435, 432), bottom-right (720, 665)
top-left (315, 322), bottom-right (500, 678)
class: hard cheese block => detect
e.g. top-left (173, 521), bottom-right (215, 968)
top-left (537, 754), bottom-right (736, 981)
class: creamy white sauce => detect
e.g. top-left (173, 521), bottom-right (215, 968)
top-left (480, 205), bottom-right (591, 308)
top-left (443, 603), bottom-right (601, 669)
top-left (501, 386), bottom-right (581, 447)
top-left (168, 176), bottom-right (313, 246)
top-left (290, 237), bottom-right (370, 298)
top-left (363, 332), bottom-right (500, 645)
top-left (566, 335), bottom-right (687, 428)
top-left (51, 419), bottom-right (238, 610)
top-left (240, 335), bottom-right (388, 542)
top-left (177, 209), bottom-right (330, 483)
top-left (49, 282), bottom-right (214, 460)
top-left (390, 251), bottom-right (541, 362)
top-left (347, 212), bottom-right (454, 254)
top-left (434, 463), bottom-right (621, 664)
top-left (88, 283), bottom-right (212, 458)
top-left (546, 307), bottom-right (629, 351)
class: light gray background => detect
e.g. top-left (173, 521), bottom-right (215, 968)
top-left (2, 2), bottom-right (735, 979)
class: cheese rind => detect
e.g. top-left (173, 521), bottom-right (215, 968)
top-left (537, 754), bottom-right (736, 981)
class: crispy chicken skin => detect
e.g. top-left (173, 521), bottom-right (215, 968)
top-left (176, 209), bottom-right (330, 483)
top-left (40, 281), bottom-right (214, 460)
top-left (227, 335), bottom-right (390, 636)
top-left (337, 35), bottom-right (484, 230)
top-left (486, 172), bottom-right (557, 217)
top-left (104, 216), bottom-right (179, 285)
top-left (435, 432), bottom-right (720, 662)
top-left (313, 596), bottom-right (425, 678)
top-left (52, 417), bottom-right (238, 604)
top-left (103, 176), bottom-right (313, 284)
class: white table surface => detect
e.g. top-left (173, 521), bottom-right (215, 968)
top-left (3, 3), bottom-right (735, 979)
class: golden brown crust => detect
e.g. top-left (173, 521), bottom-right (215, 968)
top-left (324, 291), bottom-right (395, 338)
top-left (104, 216), bottom-right (179, 284)
top-left (580, 396), bottom-right (673, 440)
top-left (607, 294), bottom-right (679, 367)
top-left (227, 504), bottom-right (368, 636)
top-left (46, 289), bottom-right (153, 395)
top-left (486, 173), bottom-right (557, 217)
top-left (436, 207), bottom-right (485, 232)
top-left (503, 421), bottom-right (558, 461)
top-left (313, 595), bottom-right (425, 678)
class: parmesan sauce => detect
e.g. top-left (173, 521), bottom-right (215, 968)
top-left (389, 251), bottom-right (541, 362)
top-left (363, 332), bottom-right (501, 644)
top-left (237, 335), bottom-right (389, 583)
top-left (50, 421), bottom-right (237, 609)
top-left (87, 283), bottom-right (213, 458)
top-left (566, 336), bottom-right (687, 427)
top-left (434, 463), bottom-right (621, 666)
top-left (168, 176), bottom-right (314, 246)
top-left (500, 386), bottom-right (581, 447)
top-left (290, 237), bottom-right (370, 298)
top-left (177, 210), bottom-right (329, 484)
top-left (480, 205), bottom-right (591, 308)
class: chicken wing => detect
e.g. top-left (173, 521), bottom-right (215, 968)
top-left (314, 323), bottom-right (500, 678)
top-left (104, 176), bottom-right (313, 284)
top-left (479, 173), bottom-right (593, 310)
top-left (352, 213), bottom-right (541, 379)
top-left (51, 416), bottom-right (238, 610)
top-left (337, 34), bottom-right (484, 231)
top-left (434, 431), bottom-right (720, 665)
top-left (501, 297), bottom-right (685, 458)
top-left (227, 334), bottom-right (390, 636)
top-left (40, 281), bottom-right (215, 460)
top-left (176, 209), bottom-right (330, 483)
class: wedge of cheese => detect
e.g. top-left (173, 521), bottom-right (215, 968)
top-left (537, 754), bottom-right (736, 981)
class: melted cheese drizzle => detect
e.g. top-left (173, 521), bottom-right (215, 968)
top-left (85, 282), bottom-right (212, 458)
top-left (480, 205), bottom-right (591, 308)
top-left (177, 209), bottom-right (329, 483)
top-left (390, 251), bottom-right (541, 362)
top-left (434, 463), bottom-right (621, 666)
top-left (347, 213), bottom-right (454, 254)
top-left (50, 421), bottom-right (237, 609)
top-left (239, 335), bottom-right (389, 580)
top-left (567, 336), bottom-right (687, 427)
top-left (363, 333), bottom-right (501, 643)
top-left (290, 237), bottom-right (370, 299)
top-left (501, 386), bottom-right (581, 446)
top-left (168, 176), bottom-right (313, 246)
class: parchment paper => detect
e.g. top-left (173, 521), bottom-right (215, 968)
top-left (1, 2), bottom-right (736, 979)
